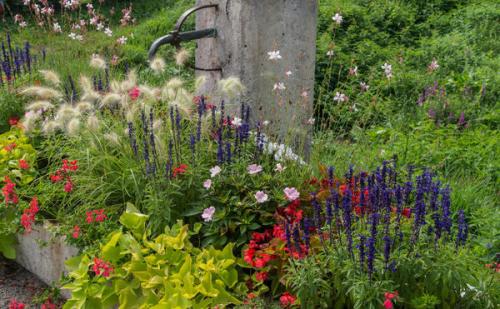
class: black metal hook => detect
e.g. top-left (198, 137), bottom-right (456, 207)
top-left (148, 4), bottom-right (221, 72)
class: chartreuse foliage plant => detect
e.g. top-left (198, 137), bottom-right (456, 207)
top-left (0, 127), bottom-right (37, 259)
top-left (63, 204), bottom-right (242, 309)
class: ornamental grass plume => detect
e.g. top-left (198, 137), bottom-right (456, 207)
top-left (79, 76), bottom-right (101, 103)
top-left (100, 93), bottom-right (122, 108)
top-left (39, 70), bottom-right (61, 86)
top-left (150, 57), bottom-right (166, 74)
top-left (218, 77), bottom-right (245, 98)
top-left (90, 54), bottom-right (107, 70)
top-left (21, 86), bottom-right (62, 100)
top-left (26, 100), bottom-right (54, 112)
top-left (66, 118), bottom-right (81, 137)
top-left (175, 48), bottom-right (190, 66)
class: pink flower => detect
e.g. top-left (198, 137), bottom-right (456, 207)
top-left (284, 187), bottom-right (300, 201)
top-left (210, 166), bottom-right (221, 177)
top-left (128, 87), bottom-right (140, 100)
top-left (203, 179), bottom-right (212, 190)
top-left (19, 159), bottom-right (29, 170)
top-left (9, 299), bottom-right (25, 309)
top-left (255, 191), bottom-right (268, 203)
top-left (247, 164), bottom-right (263, 175)
top-left (72, 225), bottom-right (80, 239)
top-left (383, 299), bottom-right (393, 309)
top-left (202, 206), bottom-right (216, 222)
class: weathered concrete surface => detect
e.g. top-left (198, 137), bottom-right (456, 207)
top-left (196, 0), bottom-right (318, 156)
top-left (15, 224), bottom-right (79, 295)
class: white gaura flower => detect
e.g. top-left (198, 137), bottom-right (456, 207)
top-left (268, 50), bottom-right (282, 60)
top-left (210, 166), bottom-right (221, 178)
top-left (333, 92), bottom-right (347, 102)
top-left (231, 117), bottom-right (243, 127)
top-left (273, 82), bottom-right (286, 91)
top-left (53, 23), bottom-right (62, 33)
top-left (332, 13), bottom-right (343, 25)
top-left (326, 50), bottom-right (334, 57)
top-left (117, 36), bottom-right (127, 45)
top-left (104, 27), bottom-right (113, 37)
top-left (275, 163), bottom-right (285, 173)
top-left (381, 62), bottom-right (393, 79)
top-left (97, 23), bottom-right (105, 31)
top-left (203, 179), bottom-right (212, 190)
top-left (19, 21), bottom-right (28, 28)
top-left (307, 118), bottom-right (315, 125)
top-left (360, 82), bottom-right (370, 92)
top-left (285, 70), bottom-right (293, 77)
top-left (428, 59), bottom-right (439, 72)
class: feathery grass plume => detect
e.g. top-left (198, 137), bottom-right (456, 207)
top-left (153, 119), bottom-right (163, 133)
top-left (120, 70), bottom-right (138, 91)
top-left (166, 78), bottom-right (184, 90)
top-left (21, 86), bottom-right (62, 100)
top-left (175, 48), bottom-right (190, 66)
top-left (100, 93), bottom-right (122, 108)
top-left (76, 101), bottom-right (95, 113)
top-left (87, 115), bottom-right (100, 132)
top-left (39, 70), bottom-right (61, 86)
top-left (110, 80), bottom-right (122, 93)
top-left (22, 111), bottom-right (42, 133)
top-left (161, 87), bottom-right (177, 101)
top-left (104, 132), bottom-right (121, 146)
top-left (56, 104), bottom-right (80, 121)
top-left (125, 110), bottom-right (135, 122)
top-left (79, 76), bottom-right (101, 103)
top-left (90, 54), bottom-right (107, 70)
top-left (42, 120), bottom-right (61, 135)
top-left (66, 118), bottom-right (81, 137)
top-left (195, 75), bottom-right (207, 92)
top-left (139, 85), bottom-right (158, 101)
top-left (150, 57), bottom-right (166, 74)
top-left (26, 100), bottom-right (54, 112)
top-left (218, 77), bottom-right (245, 98)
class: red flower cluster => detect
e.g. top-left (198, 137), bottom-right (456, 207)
top-left (128, 87), bottom-right (141, 100)
top-left (383, 291), bottom-right (398, 309)
top-left (8, 299), bottom-right (25, 309)
top-left (255, 271), bottom-right (268, 282)
top-left (193, 96), bottom-right (216, 111)
top-left (2, 176), bottom-right (18, 205)
top-left (50, 159), bottom-right (78, 193)
top-left (244, 229), bottom-right (278, 268)
top-left (173, 164), bottom-right (188, 178)
top-left (279, 200), bottom-right (303, 224)
top-left (280, 292), bottom-right (297, 307)
top-left (92, 257), bottom-right (113, 278)
top-left (3, 143), bottom-right (16, 152)
top-left (72, 225), bottom-right (81, 239)
top-left (18, 159), bottom-right (29, 170)
top-left (485, 262), bottom-right (500, 273)
top-left (41, 299), bottom-right (56, 309)
top-left (21, 197), bottom-right (40, 233)
top-left (8, 116), bottom-right (20, 126)
top-left (86, 209), bottom-right (107, 223)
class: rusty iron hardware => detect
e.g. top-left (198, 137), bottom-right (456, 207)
top-left (148, 4), bottom-right (221, 72)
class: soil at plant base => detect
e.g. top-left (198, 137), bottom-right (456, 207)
top-left (0, 255), bottom-right (47, 307)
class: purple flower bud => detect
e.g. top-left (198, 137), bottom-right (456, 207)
top-left (303, 218), bottom-right (311, 253)
top-left (456, 210), bottom-right (468, 248)
top-left (383, 235), bottom-right (391, 270)
top-left (367, 236), bottom-right (376, 280)
top-left (128, 122), bottom-right (138, 157)
top-left (358, 235), bottom-right (366, 272)
top-left (440, 186), bottom-right (452, 234)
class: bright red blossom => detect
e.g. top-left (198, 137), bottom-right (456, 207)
top-left (86, 209), bottom-right (107, 224)
top-left (8, 116), bottom-right (20, 126)
top-left (8, 299), bottom-right (25, 309)
top-left (93, 257), bottom-right (113, 277)
top-left (18, 159), bottom-right (29, 170)
top-left (172, 164), bottom-right (188, 177)
top-left (2, 176), bottom-right (18, 205)
top-left (128, 87), bottom-right (141, 100)
top-left (280, 292), bottom-right (296, 307)
top-left (3, 143), bottom-right (16, 152)
top-left (255, 271), bottom-right (269, 282)
top-left (21, 197), bottom-right (40, 233)
top-left (72, 225), bottom-right (81, 239)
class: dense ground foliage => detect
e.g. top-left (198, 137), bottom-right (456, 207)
top-left (0, 0), bottom-right (498, 308)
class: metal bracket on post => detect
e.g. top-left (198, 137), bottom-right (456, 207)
top-left (148, 4), bottom-right (221, 72)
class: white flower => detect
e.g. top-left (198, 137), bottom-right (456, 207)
top-left (90, 16), bottom-right (99, 26)
top-left (210, 166), bottom-right (221, 178)
top-left (275, 163), bottom-right (285, 173)
top-left (247, 164), bottom-right (263, 175)
top-left (332, 13), bottom-right (343, 25)
top-left (23, 0), bottom-right (30, 5)
top-left (273, 82), bottom-right (286, 91)
top-left (326, 50), bottom-right (334, 57)
top-left (96, 23), bottom-right (105, 31)
top-left (76, 35), bottom-right (83, 41)
top-left (301, 91), bottom-right (309, 98)
top-left (307, 118), bottom-right (315, 125)
top-left (231, 117), bottom-right (243, 127)
top-left (360, 82), bottom-right (370, 92)
top-left (255, 191), bottom-right (269, 204)
top-left (381, 62), bottom-right (393, 79)
top-left (53, 23), bottom-right (62, 33)
top-left (203, 179), bottom-right (212, 190)
top-left (268, 50), bottom-right (282, 60)
top-left (104, 27), bottom-right (113, 37)
top-left (285, 70), bottom-right (293, 77)
top-left (349, 66), bottom-right (358, 76)
top-left (68, 32), bottom-right (77, 40)
top-left (334, 92), bottom-right (347, 102)
top-left (117, 36), bottom-right (127, 45)
top-left (19, 21), bottom-right (28, 28)
top-left (428, 59), bottom-right (439, 72)
top-left (284, 187), bottom-right (300, 201)
top-left (262, 120), bottom-right (270, 126)
top-left (201, 206), bottom-right (216, 222)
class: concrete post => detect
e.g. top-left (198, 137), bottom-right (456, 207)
top-left (196, 0), bottom-right (318, 157)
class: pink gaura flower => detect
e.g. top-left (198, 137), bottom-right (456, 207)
top-left (284, 187), bottom-right (300, 201)
top-left (203, 179), bottom-right (212, 190)
top-left (247, 164), bottom-right (263, 175)
top-left (275, 163), bottom-right (285, 173)
top-left (201, 206), bottom-right (216, 222)
top-left (255, 191), bottom-right (268, 203)
top-left (210, 166), bottom-right (221, 177)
